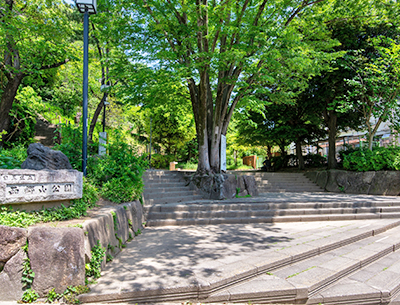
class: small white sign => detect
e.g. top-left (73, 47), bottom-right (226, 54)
top-left (221, 135), bottom-right (227, 172)
top-left (99, 132), bottom-right (107, 156)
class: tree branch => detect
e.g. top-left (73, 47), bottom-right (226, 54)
top-left (285, 0), bottom-right (326, 27)
top-left (39, 59), bottom-right (69, 71)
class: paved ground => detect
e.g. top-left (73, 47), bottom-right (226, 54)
top-left (81, 219), bottom-right (400, 303)
top-left (8, 192), bottom-right (400, 305)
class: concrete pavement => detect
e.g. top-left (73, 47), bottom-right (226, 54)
top-left (79, 213), bottom-right (400, 304)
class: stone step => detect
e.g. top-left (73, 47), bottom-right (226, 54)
top-left (145, 195), bottom-right (204, 205)
top-left (143, 177), bottom-right (184, 183)
top-left (78, 219), bottom-right (400, 304)
top-left (143, 186), bottom-right (192, 194)
top-left (255, 177), bottom-right (315, 181)
top-left (145, 213), bottom-right (400, 227)
top-left (146, 201), bottom-right (400, 213)
top-left (308, 250), bottom-right (400, 304)
top-left (144, 182), bottom-right (188, 188)
top-left (143, 190), bottom-right (198, 200)
top-left (146, 207), bottom-right (392, 220)
top-left (205, 225), bottom-right (400, 304)
top-left (144, 171), bottom-right (184, 177)
top-left (258, 187), bottom-right (323, 192)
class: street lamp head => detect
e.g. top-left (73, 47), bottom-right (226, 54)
top-left (75, 0), bottom-right (97, 14)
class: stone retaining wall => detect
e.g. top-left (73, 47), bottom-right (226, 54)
top-left (0, 200), bottom-right (144, 301)
top-left (305, 170), bottom-right (400, 196)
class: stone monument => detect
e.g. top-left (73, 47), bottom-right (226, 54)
top-left (0, 143), bottom-right (82, 210)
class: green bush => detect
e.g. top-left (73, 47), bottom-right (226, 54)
top-left (3, 88), bottom-right (39, 148)
top-left (85, 241), bottom-right (105, 279)
top-left (304, 153), bottom-right (326, 167)
top-left (87, 131), bottom-right (148, 203)
top-left (150, 154), bottom-right (175, 169)
top-left (0, 147), bottom-right (26, 169)
top-left (53, 123), bottom-right (83, 171)
top-left (343, 146), bottom-right (400, 171)
top-left (271, 155), bottom-right (287, 170)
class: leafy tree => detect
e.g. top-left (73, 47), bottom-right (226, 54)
top-left (340, 37), bottom-right (400, 150)
top-left (0, 0), bottom-right (75, 146)
top-left (303, 20), bottom-right (397, 168)
top-left (115, 0), bottom-right (355, 174)
top-left (236, 96), bottom-right (326, 170)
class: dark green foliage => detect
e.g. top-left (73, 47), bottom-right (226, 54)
top-left (304, 153), bottom-right (326, 167)
top-left (270, 156), bottom-right (287, 171)
top-left (46, 288), bottom-right (62, 303)
top-left (3, 101), bottom-right (36, 148)
top-left (63, 285), bottom-right (90, 304)
top-left (338, 144), bottom-right (359, 164)
top-left (343, 146), bottom-right (400, 171)
top-left (53, 124), bottom-right (84, 171)
top-left (22, 257), bottom-right (35, 289)
top-left (21, 288), bottom-right (39, 303)
top-left (87, 131), bottom-right (148, 203)
top-left (85, 241), bottom-right (105, 279)
top-left (150, 154), bottom-right (175, 169)
top-left (0, 145), bottom-right (27, 169)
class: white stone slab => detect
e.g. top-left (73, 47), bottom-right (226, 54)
top-left (220, 135), bottom-right (226, 172)
top-left (0, 169), bottom-right (83, 205)
top-left (99, 131), bottom-right (107, 156)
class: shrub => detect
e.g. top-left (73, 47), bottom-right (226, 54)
top-left (53, 123), bottom-right (83, 171)
top-left (343, 146), bottom-right (400, 171)
top-left (87, 131), bottom-right (148, 203)
top-left (3, 88), bottom-right (38, 148)
top-left (150, 154), bottom-right (175, 169)
top-left (304, 153), bottom-right (326, 167)
top-left (85, 241), bottom-right (105, 279)
top-left (0, 146), bottom-right (26, 169)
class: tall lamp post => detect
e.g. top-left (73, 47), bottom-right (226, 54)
top-left (75, 0), bottom-right (97, 176)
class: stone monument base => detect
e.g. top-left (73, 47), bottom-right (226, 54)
top-left (0, 169), bottom-right (82, 211)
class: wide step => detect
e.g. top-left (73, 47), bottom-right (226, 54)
top-left (145, 197), bottom-right (400, 227)
top-left (79, 219), bottom-right (400, 304)
top-left (205, 224), bottom-right (400, 304)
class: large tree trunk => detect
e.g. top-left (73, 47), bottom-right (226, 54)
top-left (326, 110), bottom-right (338, 169)
top-left (0, 74), bottom-right (24, 145)
top-left (267, 145), bottom-right (272, 159)
top-left (189, 71), bottom-right (211, 174)
top-left (88, 93), bottom-right (107, 144)
top-left (295, 139), bottom-right (305, 170)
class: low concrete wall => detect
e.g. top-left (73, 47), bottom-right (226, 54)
top-left (0, 200), bottom-right (144, 301)
top-left (305, 170), bottom-right (400, 196)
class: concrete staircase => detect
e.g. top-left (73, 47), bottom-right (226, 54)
top-left (79, 218), bottom-right (400, 305)
top-left (142, 170), bottom-right (203, 205)
top-left (241, 171), bottom-right (324, 193)
top-left (203, 220), bottom-right (400, 305)
top-left (79, 171), bottom-right (400, 305)
top-left (33, 117), bottom-right (58, 146)
top-left (145, 195), bottom-right (400, 227)
top-left (144, 170), bottom-right (400, 227)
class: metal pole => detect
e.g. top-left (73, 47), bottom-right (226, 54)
top-left (82, 9), bottom-right (89, 176)
top-left (102, 98), bottom-right (106, 133)
top-left (149, 117), bottom-right (152, 168)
